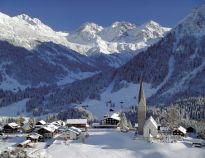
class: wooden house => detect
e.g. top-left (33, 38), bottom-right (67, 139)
top-left (27, 133), bottom-right (43, 142)
top-left (3, 122), bottom-right (20, 133)
top-left (66, 119), bottom-right (88, 131)
top-left (37, 126), bottom-right (55, 138)
top-left (173, 126), bottom-right (186, 137)
top-left (102, 113), bottom-right (120, 127)
top-left (17, 140), bottom-right (31, 148)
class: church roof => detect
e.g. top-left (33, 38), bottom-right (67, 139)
top-left (144, 116), bottom-right (158, 129)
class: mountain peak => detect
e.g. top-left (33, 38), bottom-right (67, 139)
top-left (78, 22), bottom-right (103, 33)
top-left (175, 4), bottom-right (205, 37)
top-left (145, 20), bottom-right (160, 27)
top-left (16, 14), bottom-right (42, 25)
top-left (111, 21), bottom-right (136, 29)
top-left (193, 4), bottom-right (205, 15)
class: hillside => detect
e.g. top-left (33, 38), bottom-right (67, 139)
top-left (40, 5), bottom-right (205, 115)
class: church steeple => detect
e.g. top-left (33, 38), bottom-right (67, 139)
top-left (137, 77), bottom-right (147, 135)
top-left (138, 79), bottom-right (146, 105)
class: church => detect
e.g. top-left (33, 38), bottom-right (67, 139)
top-left (137, 79), bottom-right (159, 138)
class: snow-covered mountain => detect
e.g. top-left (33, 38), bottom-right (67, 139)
top-left (68, 21), bottom-right (170, 55)
top-left (0, 11), bottom-right (170, 90)
top-left (112, 5), bottom-right (205, 104)
top-left (0, 41), bottom-right (98, 91)
top-left (0, 5), bottom-right (205, 118)
top-left (67, 21), bottom-right (170, 67)
top-left (0, 12), bottom-right (170, 68)
top-left (40, 5), bottom-right (205, 112)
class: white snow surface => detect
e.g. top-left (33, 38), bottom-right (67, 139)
top-left (31, 129), bottom-right (205, 158)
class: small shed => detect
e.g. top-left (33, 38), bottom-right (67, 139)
top-left (36, 120), bottom-right (46, 126)
top-left (143, 116), bottom-right (158, 138)
top-left (66, 119), bottom-right (88, 131)
top-left (17, 140), bottom-right (31, 148)
top-left (173, 126), bottom-right (186, 137)
top-left (3, 122), bottom-right (20, 133)
top-left (27, 133), bottom-right (43, 142)
top-left (37, 126), bottom-right (55, 138)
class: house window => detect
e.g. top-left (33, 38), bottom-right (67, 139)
top-left (149, 129), bottom-right (151, 134)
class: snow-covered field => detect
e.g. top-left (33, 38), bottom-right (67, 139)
top-left (30, 129), bottom-right (205, 158)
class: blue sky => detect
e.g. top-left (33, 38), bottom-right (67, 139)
top-left (0, 0), bottom-right (204, 31)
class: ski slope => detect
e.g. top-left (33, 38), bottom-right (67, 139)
top-left (82, 82), bottom-right (157, 119)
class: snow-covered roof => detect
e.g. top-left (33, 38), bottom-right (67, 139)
top-left (40, 126), bottom-right (55, 133)
top-left (66, 119), bottom-right (87, 125)
top-left (144, 116), bottom-right (158, 129)
top-left (19, 140), bottom-right (31, 146)
top-left (103, 113), bottom-right (121, 121)
top-left (70, 126), bottom-right (82, 133)
top-left (7, 122), bottom-right (19, 128)
top-left (28, 133), bottom-right (43, 139)
top-left (48, 123), bottom-right (59, 130)
top-left (178, 126), bottom-right (186, 134)
top-left (36, 120), bottom-right (46, 125)
top-left (68, 128), bottom-right (80, 135)
top-left (111, 113), bottom-right (121, 121)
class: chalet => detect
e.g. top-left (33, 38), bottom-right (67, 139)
top-left (143, 116), bottom-right (159, 139)
top-left (173, 126), bottom-right (186, 137)
top-left (27, 133), bottom-right (43, 142)
top-left (36, 120), bottom-right (46, 126)
top-left (37, 126), bottom-right (55, 138)
top-left (102, 113), bottom-right (120, 127)
top-left (3, 122), bottom-right (20, 133)
top-left (66, 119), bottom-right (88, 131)
top-left (17, 140), bottom-right (31, 148)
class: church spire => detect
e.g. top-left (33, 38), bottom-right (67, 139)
top-left (138, 78), bottom-right (146, 105)
top-left (137, 77), bottom-right (147, 135)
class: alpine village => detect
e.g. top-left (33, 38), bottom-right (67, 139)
top-left (0, 1), bottom-right (205, 158)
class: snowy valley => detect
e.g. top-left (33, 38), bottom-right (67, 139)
top-left (0, 3), bottom-right (205, 158)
